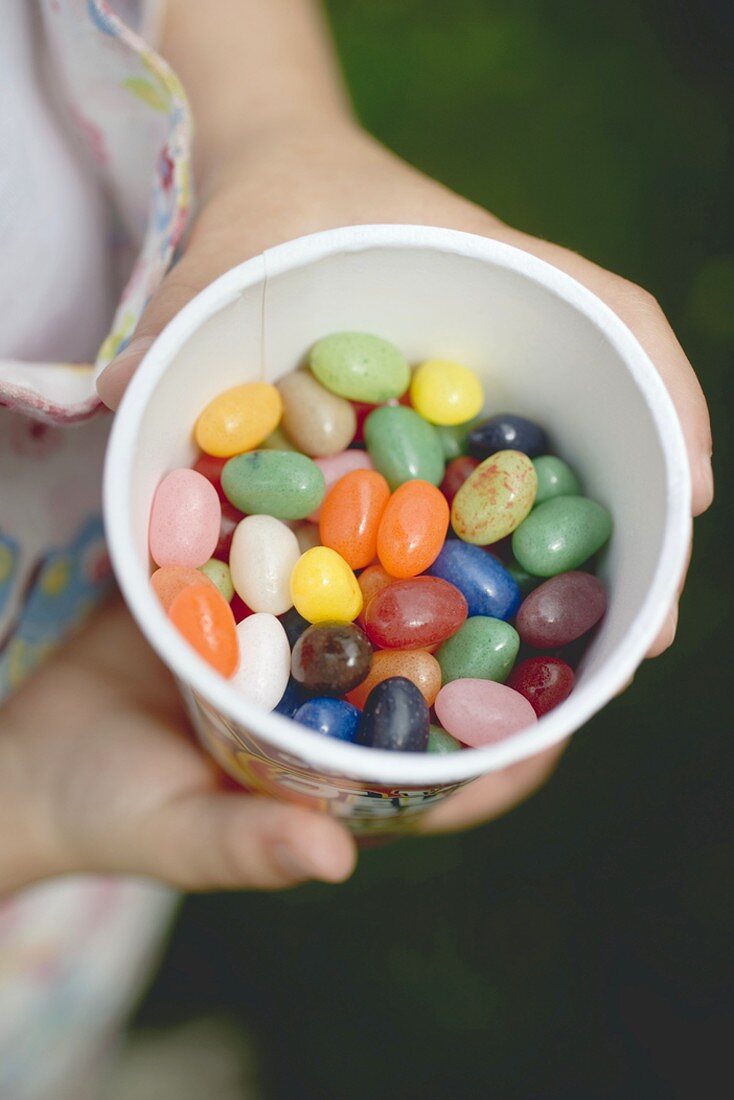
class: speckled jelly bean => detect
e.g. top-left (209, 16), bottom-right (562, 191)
top-left (231, 613), bottom-right (291, 711)
top-left (221, 450), bottom-right (325, 520)
top-left (277, 370), bottom-right (357, 456)
top-left (364, 406), bottom-right (445, 490)
top-left (451, 450), bottom-right (537, 545)
top-left (346, 648), bottom-right (441, 709)
top-left (212, 500), bottom-right (245, 562)
top-left (508, 656), bottom-right (575, 717)
top-left (290, 546), bottom-right (363, 624)
top-left (439, 456), bottom-right (480, 505)
top-left (434, 678), bottom-right (537, 748)
top-left (377, 480), bottom-right (449, 579)
top-left (516, 571), bottom-right (607, 648)
top-left (151, 565), bottom-right (216, 611)
top-left (409, 360), bottom-right (484, 426)
top-left (309, 332), bottom-right (410, 403)
top-left (295, 697), bottom-right (361, 742)
top-left (192, 453), bottom-right (228, 501)
top-left (229, 515), bottom-right (300, 614)
top-left (291, 622), bottom-right (372, 694)
top-left (467, 413), bottom-right (548, 460)
top-left (512, 495), bottom-right (612, 577)
top-left (308, 450), bottom-right (373, 522)
top-left (357, 677), bottom-right (430, 752)
top-left (427, 541), bottom-right (521, 620)
top-left (168, 584), bottom-right (238, 677)
top-left (532, 455), bottom-right (581, 504)
top-left (194, 382), bottom-right (283, 457)
top-left (427, 725), bottom-right (462, 753)
top-left (319, 469), bottom-right (390, 570)
top-left (434, 418), bottom-right (482, 461)
top-left (149, 468), bottom-right (221, 568)
top-left (437, 616), bottom-right (520, 685)
top-left (279, 606), bottom-right (311, 647)
top-left (363, 576), bottom-right (467, 650)
top-left (199, 558), bottom-right (234, 602)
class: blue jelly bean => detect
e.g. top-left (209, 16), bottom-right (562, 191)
top-left (467, 414), bottom-right (548, 460)
top-left (294, 697), bottom-right (360, 742)
top-left (279, 606), bottom-right (311, 648)
top-left (274, 676), bottom-right (310, 718)
top-left (427, 541), bottom-right (522, 621)
top-left (357, 677), bottom-right (430, 752)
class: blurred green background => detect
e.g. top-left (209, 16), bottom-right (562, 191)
top-left (134, 2), bottom-right (733, 1096)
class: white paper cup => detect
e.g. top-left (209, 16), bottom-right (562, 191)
top-left (104, 225), bottom-right (691, 834)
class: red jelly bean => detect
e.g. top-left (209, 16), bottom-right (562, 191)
top-left (439, 456), bottom-right (479, 505)
top-left (357, 563), bottom-right (394, 627)
top-left (363, 577), bottom-right (467, 650)
top-left (377, 480), bottom-right (449, 578)
top-left (507, 656), bottom-right (574, 716)
top-left (319, 469), bottom-right (390, 570)
top-left (193, 452), bottom-right (228, 501)
top-left (351, 402), bottom-right (378, 444)
top-left (230, 593), bottom-right (253, 622)
top-left (516, 571), bottom-right (607, 648)
top-left (213, 500), bottom-right (246, 562)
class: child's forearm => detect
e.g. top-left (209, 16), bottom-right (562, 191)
top-left (160, 0), bottom-right (354, 188)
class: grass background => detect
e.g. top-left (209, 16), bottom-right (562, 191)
top-left (135, 3), bottom-right (733, 1095)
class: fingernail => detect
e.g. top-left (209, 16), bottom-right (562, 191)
top-left (273, 839), bottom-right (354, 884)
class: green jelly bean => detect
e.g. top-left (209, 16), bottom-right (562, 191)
top-left (364, 405), bottom-right (445, 490)
top-left (261, 425), bottom-right (298, 452)
top-left (505, 558), bottom-right (543, 597)
top-left (309, 332), bottom-right (410, 403)
top-left (221, 451), bottom-right (326, 520)
top-left (532, 455), bottom-right (582, 504)
top-left (437, 616), bottom-right (520, 685)
top-left (427, 725), bottom-right (462, 753)
top-left (451, 450), bottom-right (537, 545)
top-left (199, 559), bottom-right (234, 602)
top-left (512, 494), bottom-right (612, 577)
top-left (435, 417), bottom-right (482, 460)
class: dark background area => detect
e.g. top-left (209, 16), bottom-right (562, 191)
top-left (134, 2), bottom-right (733, 1096)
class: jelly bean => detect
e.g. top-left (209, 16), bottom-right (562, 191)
top-left (230, 593), bottom-right (253, 623)
top-left (346, 649), bottom-right (441, 710)
top-left (532, 455), bottom-right (581, 504)
top-left (194, 382), bottom-right (282, 457)
top-left (192, 453), bottom-right (228, 500)
top-left (427, 725), bottom-right (462, 753)
top-left (231, 613), bottom-right (291, 711)
top-left (149, 468), bottom-right (220, 568)
top-left (505, 557), bottom-right (543, 597)
top-left (290, 546), bottom-right (363, 624)
top-left (468, 413), bottom-right (548, 460)
top-left (168, 584), bottom-right (238, 677)
top-left (377, 480), bottom-right (449, 579)
top-left (427, 541), bottom-right (521, 620)
top-left (308, 450), bottom-right (373, 522)
top-left (356, 563), bottom-right (394, 627)
top-left (319, 470), bottom-right (390, 570)
top-left (512, 495), bottom-right (612, 577)
top-left (277, 370), bottom-right (357, 456)
top-left (199, 558), bottom-right (234, 602)
top-left (291, 521), bottom-right (321, 555)
top-left (291, 622), bottom-right (372, 694)
top-left (229, 515), bottom-right (300, 614)
top-left (151, 565), bottom-right (216, 611)
top-left (437, 616), bottom-right (520, 685)
top-left (434, 418), bottom-right (482, 461)
top-left (212, 500), bottom-right (245, 562)
top-left (515, 571), bottom-right (607, 648)
top-left (451, 450), bottom-right (537, 545)
top-left (261, 425), bottom-right (298, 452)
top-left (364, 406), bottom-right (446, 492)
top-left (357, 677), bottom-right (430, 752)
top-left (363, 577), bottom-right (467, 650)
top-left (280, 606), bottom-right (311, 647)
top-left (434, 679), bottom-right (537, 748)
top-left (295, 697), bottom-right (360, 742)
top-left (439, 455), bottom-right (480, 505)
top-left (274, 676), bottom-right (310, 718)
top-left (221, 451), bottom-right (326, 520)
top-left (351, 401), bottom-right (377, 444)
top-left (507, 656), bottom-right (575, 717)
top-left (309, 332), bottom-right (410, 403)
top-left (409, 360), bottom-right (484, 426)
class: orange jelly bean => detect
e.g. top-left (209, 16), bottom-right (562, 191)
top-left (168, 584), bottom-right (238, 677)
top-left (346, 649), bottom-right (442, 710)
top-left (319, 469), bottom-right (390, 570)
top-left (377, 480), bottom-right (449, 578)
top-left (151, 565), bottom-right (217, 611)
top-left (356, 563), bottom-right (394, 627)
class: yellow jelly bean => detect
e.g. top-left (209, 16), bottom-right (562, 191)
top-left (290, 546), bottom-right (363, 624)
top-left (195, 382), bottom-right (283, 457)
top-left (409, 360), bottom-right (484, 426)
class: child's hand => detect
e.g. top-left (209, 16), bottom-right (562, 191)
top-left (0, 598), bottom-right (356, 894)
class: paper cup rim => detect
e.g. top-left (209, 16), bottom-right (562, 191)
top-left (104, 224), bottom-right (691, 787)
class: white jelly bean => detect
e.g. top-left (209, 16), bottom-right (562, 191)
top-left (231, 613), bottom-right (291, 711)
top-left (229, 514), bottom-right (300, 614)
top-left (149, 468), bottom-right (220, 568)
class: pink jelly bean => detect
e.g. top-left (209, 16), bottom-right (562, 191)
top-left (149, 468), bottom-right (221, 568)
top-left (307, 450), bottom-right (373, 522)
top-left (434, 678), bottom-right (537, 747)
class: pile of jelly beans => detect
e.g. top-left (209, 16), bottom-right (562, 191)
top-left (149, 332), bottom-right (612, 754)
